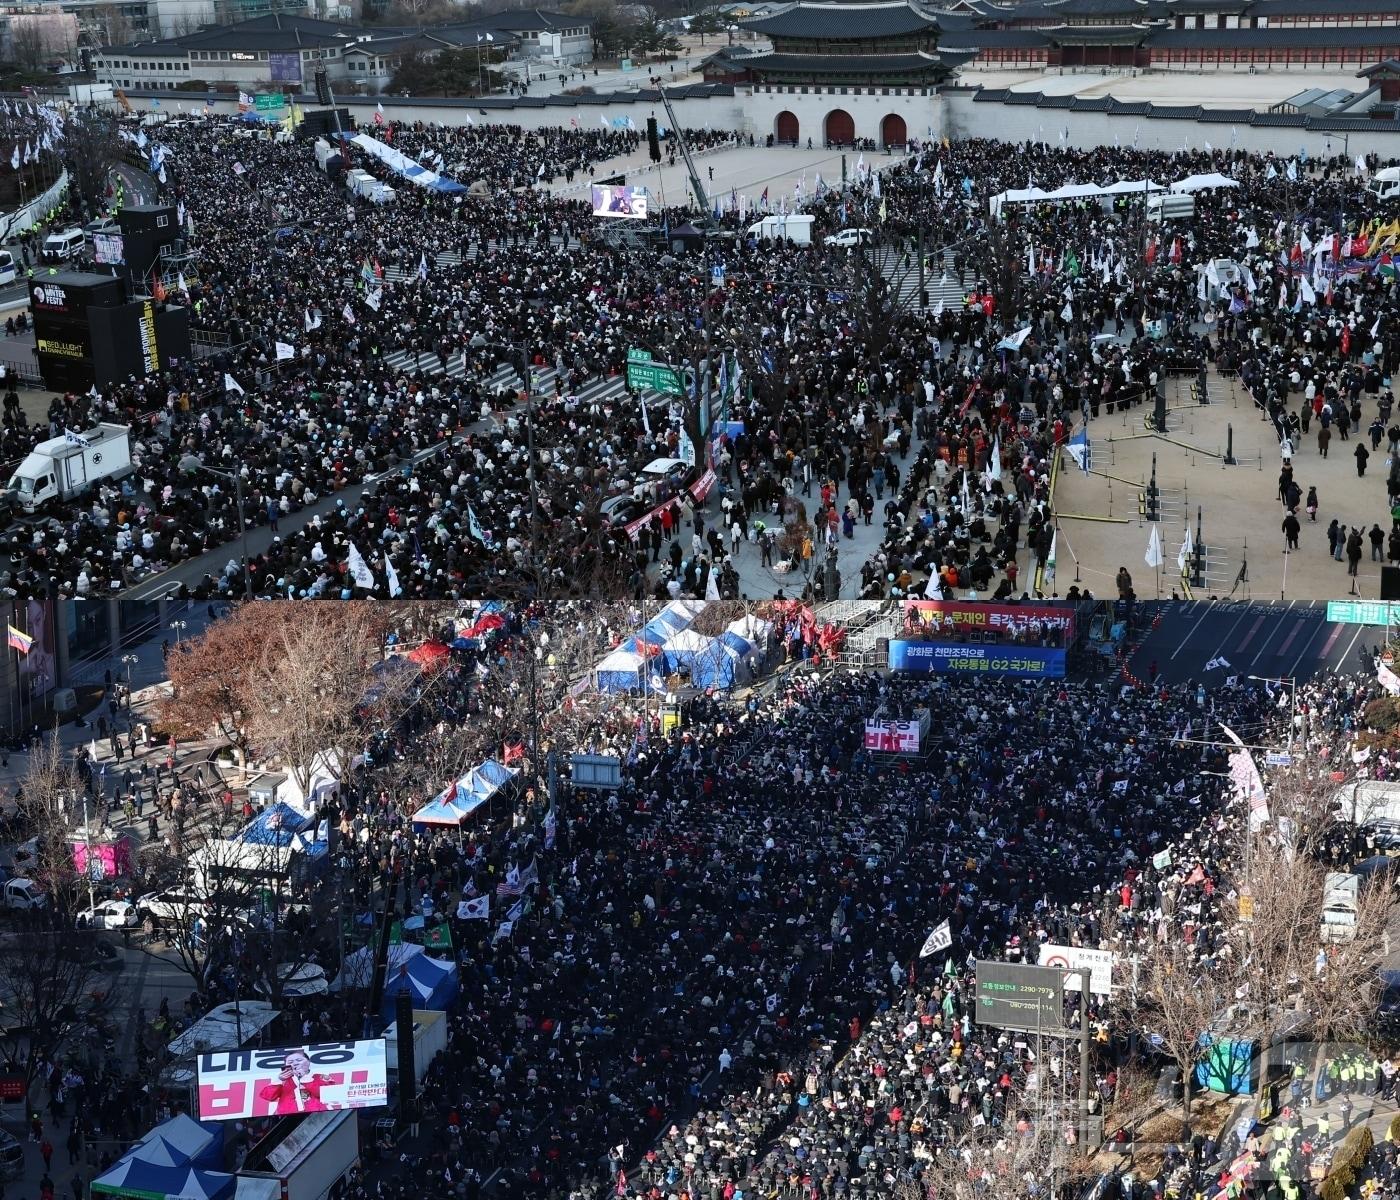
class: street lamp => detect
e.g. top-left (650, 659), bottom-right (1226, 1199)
top-left (119, 652), bottom-right (138, 714)
top-left (171, 619), bottom-right (188, 646)
top-left (197, 464), bottom-right (253, 600)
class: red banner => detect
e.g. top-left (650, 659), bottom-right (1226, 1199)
top-left (903, 600), bottom-right (1074, 640)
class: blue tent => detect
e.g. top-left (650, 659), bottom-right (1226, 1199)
top-left (94, 1159), bottom-right (234, 1200)
top-left (380, 952), bottom-right (459, 1022)
top-left (412, 759), bottom-right (517, 829)
top-left (138, 1115), bottom-right (222, 1168)
top-left (691, 639), bottom-right (747, 690)
top-left (596, 648), bottom-right (656, 693)
top-left (636, 609), bottom-right (692, 647)
top-left (237, 803), bottom-right (314, 846)
top-left (718, 630), bottom-right (753, 658)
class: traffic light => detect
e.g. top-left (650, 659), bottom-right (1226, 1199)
top-left (313, 65), bottom-right (332, 107)
top-left (646, 117), bottom-right (661, 164)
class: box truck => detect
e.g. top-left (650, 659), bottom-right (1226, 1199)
top-left (1367, 166), bottom-right (1400, 204)
top-left (746, 214), bottom-right (813, 245)
top-left (7, 424), bottom-right (133, 512)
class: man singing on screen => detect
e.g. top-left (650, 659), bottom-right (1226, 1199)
top-left (259, 1049), bottom-right (330, 1114)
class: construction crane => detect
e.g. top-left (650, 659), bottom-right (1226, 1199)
top-left (649, 74), bottom-right (712, 225)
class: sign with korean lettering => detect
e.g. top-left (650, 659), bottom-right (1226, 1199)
top-left (863, 717), bottom-right (922, 754)
top-left (887, 640), bottom-right (1066, 678)
top-left (974, 962), bottom-right (1066, 1034)
top-left (904, 600), bottom-right (1075, 640)
top-left (196, 1040), bottom-right (388, 1121)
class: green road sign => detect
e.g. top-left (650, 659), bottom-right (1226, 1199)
top-left (1325, 600), bottom-right (1400, 626)
top-left (974, 961), bottom-right (1067, 1035)
top-left (254, 93), bottom-right (285, 112)
top-left (627, 360), bottom-right (686, 395)
top-left (627, 347), bottom-right (652, 364)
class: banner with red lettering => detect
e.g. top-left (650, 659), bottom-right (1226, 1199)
top-left (196, 1040), bottom-right (388, 1121)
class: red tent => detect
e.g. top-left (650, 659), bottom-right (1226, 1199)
top-left (409, 641), bottom-right (451, 669)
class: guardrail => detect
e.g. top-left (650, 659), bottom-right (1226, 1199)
top-left (0, 353), bottom-right (43, 388)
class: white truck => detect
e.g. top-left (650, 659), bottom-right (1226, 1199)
top-left (1334, 779), bottom-right (1400, 848)
top-left (1367, 166), bottom-right (1400, 204)
top-left (746, 214), bottom-right (814, 245)
top-left (6, 424), bottom-right (133, 512)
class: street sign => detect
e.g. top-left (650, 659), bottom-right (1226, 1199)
top-left (1264, 752), bottom-right (1294, 767)
top-left (254, 93), bottom-right (285, 113)
top-left (1326, 600), bottom-right (1400, 626)
top-left (627, 360), bottom-right (686, 396)
top-left (974, 961), bottom-right (1066, 1034)
top-left (627, 348), bottom-right (653, 364)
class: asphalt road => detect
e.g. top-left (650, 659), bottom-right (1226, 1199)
top-left (1123, 599), bottom-right (1378, 686)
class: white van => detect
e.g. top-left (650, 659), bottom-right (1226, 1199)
top-left (1146, 193), bottom-right (1196, 223)
top-left (40, 227), bottom-right (85, 262)
top-left (0, 251), bottom-right (15, 286)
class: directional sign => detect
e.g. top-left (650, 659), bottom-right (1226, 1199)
top-left (627, 360), bottom-right (686, 396)
top-left (627, 348), bottom-right (653, 364)
top-left (1264, 752), bottom-right (1294, 767)
top-left (1326, 600), bottom-right (1400, 626)
top-left (975, 961), bottom-right (1066, 1034)
top-left (254, 92), bottom-right (285, 113)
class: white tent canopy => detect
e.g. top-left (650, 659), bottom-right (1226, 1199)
top-left (989, 179), bottom-right (1163, 219)
top-left (1170, 172), bottom-right (1240, 193)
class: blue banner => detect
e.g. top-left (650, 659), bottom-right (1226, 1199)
top-left (887, 640), bottom-right (1066, 679)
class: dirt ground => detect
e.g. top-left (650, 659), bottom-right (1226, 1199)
top-left (1049, 366), bottom-right (1394, 603)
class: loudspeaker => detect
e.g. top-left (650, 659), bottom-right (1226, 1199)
top-left (1382, 566), bottom-right (1400, 601)
top-left (314, 65), bottom-right (333, 106)
top-left (646, 116), bottom-right (661, 163)
top-left (395, 991), bottom-right (416, 1121)
top-left (298, 108), bottom-right (352, 140)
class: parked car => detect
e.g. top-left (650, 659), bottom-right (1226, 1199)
top-left (76, 899), bottom-right (139, 929)
top-left (824, 227), bottom-right (873, 248)
top-left (2, 878), bottom-right (45, 910)
top-left (135, 888), bottom-right (206, 924)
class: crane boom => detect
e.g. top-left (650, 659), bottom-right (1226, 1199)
top-left (653, 78), bottom-right (712, 224)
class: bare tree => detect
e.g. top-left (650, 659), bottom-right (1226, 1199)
top-left (0, 930), bottom-right (120, 1090)
top-left (63, 109), bottom-right (122, 219)
top-left (244, 604), bottom-right (393, 804)
top-left (9, 22), bottom-right (48, 73)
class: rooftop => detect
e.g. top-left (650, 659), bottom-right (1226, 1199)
top-left (742, 0), bottom-right (942, 38)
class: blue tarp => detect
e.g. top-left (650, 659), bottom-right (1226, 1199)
top-left (380, 952), bottom-right (459, 1022)
top-left (236, 803), bottom-right (315, 847)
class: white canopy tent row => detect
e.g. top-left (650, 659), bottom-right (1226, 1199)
top-left (1169, 172), bottom-right (1241, 193)
top-left (988, 179), bottom-right (1165, 220)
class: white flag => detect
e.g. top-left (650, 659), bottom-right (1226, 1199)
top-left (1145, 525), bottom-right (1164, 568)
top-left (346, 542), bottom-right (376, 590)
top-left (275, 341), bottom-right (294, 361)
top-left (223, 372), bottom-right (244, 395)
top-left (385, 554), bottom-right (402, 598)
top-left (457, 895), bottom-right (490, 920)
top-left (342, 301), bottom-right (356, 325)
top-left (996, 326), bottom-right (1032, 353)
top-left (1356, 154), bottom-right (1368, 175)
top-left (1178, 523), bottom-right (1194, 572)
top-left (919, 919), bottom-right (953, 958)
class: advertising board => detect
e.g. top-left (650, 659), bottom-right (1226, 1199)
top-left (904, 599), bottom-right (1075, 639)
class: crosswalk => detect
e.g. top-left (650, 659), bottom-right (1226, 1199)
top-left (873, 243), bottom-right (974, 313)
top-left (374, 348), bottom-right (640, 416)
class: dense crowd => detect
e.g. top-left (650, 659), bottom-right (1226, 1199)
top-left (190, 601), bottom-right (1300, 1200)
top-left (9, 114), bottom-right (1398, 602)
